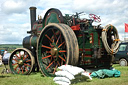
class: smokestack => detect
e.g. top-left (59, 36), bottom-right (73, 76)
top-left (29, 7), bottom-right (37, 30)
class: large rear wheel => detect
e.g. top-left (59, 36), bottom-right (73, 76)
top-left (37, 23), bottom-right (79, 76)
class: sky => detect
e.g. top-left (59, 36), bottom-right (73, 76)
top-left (0, 0), bottom-right (128, 44)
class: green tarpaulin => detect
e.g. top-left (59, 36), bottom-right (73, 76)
top-left (90, 69), bottom-right (121, 79)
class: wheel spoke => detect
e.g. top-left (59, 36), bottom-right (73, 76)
top-left (59, 50), bottom-right (66, 53)
top-left (50, 55), bottom-right (53, 63)
top-left (17, 68), bottom-right (20, 74)
top-left (24, 63), bottom-right (31, 67)
top-left (42, 45), bottom-right (51, 49)
top-left (58, 42), bottom-right (65, 48)
top-left (45, 34), bottom-right (53, 42)
top-left (12, 63), bottom-right (18, 66)
top-left (23, 54), bottom-right (29, 60)
top-left (12, 59), bottom-right (18, 62)
top-left (61, 60), bottom-right (63, 66)
top-left (52, 29), bottom-right (57, 40)
top-left (57, 61), bottom-right (60, 66)
top-left (56, 33), bottom-right (61, 45)
top-left (42, 55), bottom-right (52, 59)
top-left (25, 66), bottom-right (28, 72)
top-left (53, 64), bottom-right (58, 74)
top-left (63, 54), bottom-right (66, 59)
top-left (14, 65), bottom-right (19, 70)
top-left (53, 39), bottom-right (55, 43)
top-left (26, 60), bottom-right (31, 62)
top-left (58, 55), bottom-right (65, 62)
top-left (46, 51), bottom-right (51, 53)
top-left (21, 67), bottom-right (24, 74)
top-left (15, 54), bottom-right (20, 59)
top-left (46, 61), bottom-right (54, 69)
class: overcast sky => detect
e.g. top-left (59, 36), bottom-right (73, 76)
top-left (0, 0), bottom-right (128, 44)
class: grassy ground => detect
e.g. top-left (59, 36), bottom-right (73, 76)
top-left (0, 64), bottom-right (128, 85)
top-left (0, 44), bottom-right (22, 53)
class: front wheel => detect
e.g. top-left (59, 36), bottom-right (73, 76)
top-left (119, 58), bottom-right (128, 66)
top-left (8, 48), bottom-right (35, 75)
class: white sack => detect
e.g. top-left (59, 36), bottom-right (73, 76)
top-left (54, 81), bottom-right (70, 85)
top-left (53, 77), bottom-right (71, 84)
top-left (58, 65), bottom-right (84, 75)
top-left (55, 71), bottom-right (75, 80)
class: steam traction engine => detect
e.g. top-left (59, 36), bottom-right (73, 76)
top-left (9, 7), bottom-right (120, 76)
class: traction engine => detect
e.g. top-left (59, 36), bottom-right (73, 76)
top-left (8, 7), bottom-right (120, 76)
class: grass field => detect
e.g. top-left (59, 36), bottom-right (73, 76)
top-left (0, 44), bottom-right (22, 53)
top-left (0, 64), bottom-right (128, 85)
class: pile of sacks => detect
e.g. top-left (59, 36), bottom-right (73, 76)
top-left (53, 65), bottom-right (92, 85)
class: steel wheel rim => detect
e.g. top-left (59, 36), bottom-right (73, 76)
top-left (9, 48), bottom-right (34, 75)
top-left (38, 27), bottom-right (67, 76)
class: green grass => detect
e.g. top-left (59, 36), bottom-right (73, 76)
top-left (0, 64), bottom-right (128, 85)
top-left (0, 65), bottom-right (56, 85)
top-left (0, 44), bottom-right (22, 53)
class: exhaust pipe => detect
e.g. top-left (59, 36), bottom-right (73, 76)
top-left (29, 7), bottom-right (36, 30)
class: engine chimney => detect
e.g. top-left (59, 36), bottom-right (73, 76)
top-left (29, 7), bottom-right (37, 30)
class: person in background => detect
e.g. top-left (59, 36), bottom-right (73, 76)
top-left (4, 49), bottom-right (7, 55)
top-left (0, 54), bottom-right (2, 66)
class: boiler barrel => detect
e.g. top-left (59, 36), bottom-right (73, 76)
top-left (23, 35), bottom-right (37, 50)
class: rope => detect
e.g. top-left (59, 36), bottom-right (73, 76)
top-left (101, 24), bottom-right (120, 54)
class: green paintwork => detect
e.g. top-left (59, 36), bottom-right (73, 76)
top-left (30, 36), bottom-right (37, 48)
top-left (30, 24), bottom-right (42, 49)
top-left (36, 24), bottom-right (43, 34)
top-left (43, 12), bottom-right (61, 28)
top-left (75, 24), bottom-right (110, 67)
